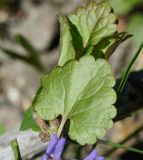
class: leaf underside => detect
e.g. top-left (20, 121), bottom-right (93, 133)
top-left (33, 56), bottom-right (116, 145)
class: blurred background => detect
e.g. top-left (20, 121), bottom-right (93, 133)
top-left (0, 0), bottom-right (143, 159)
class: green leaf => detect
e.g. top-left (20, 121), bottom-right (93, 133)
top-left (33, 55), bottom-right (116, 145)
top-left (58, 2), bottom-right (124, 65)
top-left (20, 107), bottom-right (40, 132)
top-left (58, 16), bottom-right (76, 66)
top-left (68, 1), bottom-right (117, 48)
top-left (93, 32), bottom-right (132, 59)
top-left (11, 139), bottom-right (22, 160)
top-left (67, 18), bottom-right (84, 59)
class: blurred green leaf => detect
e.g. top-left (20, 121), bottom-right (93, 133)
top-left (20, 107), bottom-right (40, 132)
top-left (11, 139), bottom-right (22, 160)
top-left (128, 13), bottom-right (143, 47)
top-left (0, 0), bottom-right (8, 9)
top-left (0, 123), bottom-right (6, 135)
top-left (108, 0), bottom-right (142, 16)
top-left (15, 34), bottom-right (39, 56)
top-left (15, 34), bottom-right (44, 71)
top-left (0, 34), bottom-right (45, 72)
top-left (0, 47), bottom-right (29, 63)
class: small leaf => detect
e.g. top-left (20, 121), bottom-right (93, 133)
top-left (58, 2), bottom-right (123, 65)
top-left (20, 107), bottom-right (40, 132)
top-left (33, 55), bottom-right (116, 145)
top-left (68, 1), bottom-right (117, 48)
top-left (11, 139), bottom-right (22, 160)
top-left (93, 32), bottom-right (132, 59)
top-left (58, 16), bottom-right (76, 66)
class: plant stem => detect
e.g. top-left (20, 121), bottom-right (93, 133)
top-left (98, 139), bottom-right (143, 155)
top-left (57, 117), bottom-right (67, 138)
top-left (104, 124), bottom-right (143, 156)
top-left (117, 42), bottom-right (143, 95)
top-left (11, 139), bottom-right (22, 160)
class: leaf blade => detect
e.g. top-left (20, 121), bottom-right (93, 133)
top-left (58, 16), bottom-right (76, 66)
top-left (68, 2), bottom-right (117, 48)
top-left (33, 55), bottom-right (116, 144)
top-left (20, 107), bottom-right (40, 132)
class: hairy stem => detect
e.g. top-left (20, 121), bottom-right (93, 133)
top-left (57, 117), bottom-right (67, 138)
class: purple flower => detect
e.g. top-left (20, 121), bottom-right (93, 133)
top-left (42, 134), bottom-right (66, 160)
top-left (42, 134), bottom-right (104, 160)
top-left (83, 149), bottom-right (104, 160)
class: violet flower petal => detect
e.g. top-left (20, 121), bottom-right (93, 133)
top-left (41, 154), bottom-right (47, 160)
top-left (96, 156), bottom-right (105, 160)
top-left (46, 134), bottom-right (58, 155)
top-left (53, 137), bottom-right (66, 160)
top-left (83, 149), bottom-right (97, 160)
